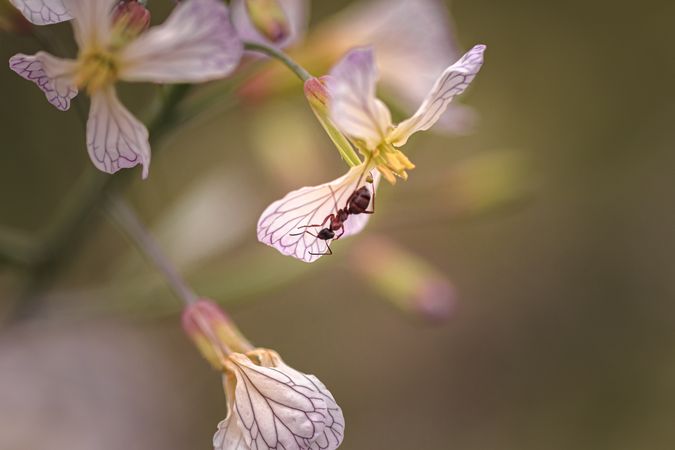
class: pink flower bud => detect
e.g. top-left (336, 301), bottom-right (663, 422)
top-left (112, 0), bottom-right (151, 36)
top-left (181, 299), bottom-right (253, 369)
top-left (245, 0), bottom-right (290, 44)
top-left (350, 235), bottom-right (457, 323)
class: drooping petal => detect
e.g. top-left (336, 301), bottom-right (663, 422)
top-left (9, 52), bottom-right (78, 111)
top-left (86, 86), bottom-right (150, 178)
top-left (231, 0), bottom-right (309, 49)
top-left (213, 415), bottom-right (249, 450)
top-left (257, 164), bottom-right (379, 263)
top-left (8, 0), bottom-right (72, 25)
top-left (388, 44), bottom-right (486, 146)
top-left (62, 0), bottom-right (116, 48)
top-left (227, 353), bottom-right (333, 450)
top-left (119, 0), bottom-right (242, 84)
top-left (327, 47), bottom-right (392, 149)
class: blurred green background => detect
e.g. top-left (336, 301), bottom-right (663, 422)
top-left (1, 0), bottom-right (675, 449)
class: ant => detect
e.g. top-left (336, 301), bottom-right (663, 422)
top-left (291, 171), bottom-right (375, 256)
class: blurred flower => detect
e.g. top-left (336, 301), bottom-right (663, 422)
top-left (8, 0), bottom-right (71, 25)
top-left (241, 0), bottom-right (477, 135)
top-left (315, 0), bottom-right (478, 135)
top-left (182, 300), bottom-right (345, 450)
top-left (256, 45), bottom-right (485, 262)
top-left (350, 235), bottom-right (457, 323)
top-left (8, 0), bottom-right (242, 178)
top-left (232, 0), bottom-right (307, 49)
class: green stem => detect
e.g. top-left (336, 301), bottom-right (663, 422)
top-left (243, 41), bottom-right (312, 82)
top-left (104, 196), bottom-right (197, 305)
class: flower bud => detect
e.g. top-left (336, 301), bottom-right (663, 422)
top-left (245, 0), bottom-right (291, 44)
top-left (181, 299), bottom-right (253, 369)
top-left (350, 235), bottom-right (457, 323)
top-left (304, 76), bottom-right (362, 167)
top-left (112, 0), bottom-right (151, 40)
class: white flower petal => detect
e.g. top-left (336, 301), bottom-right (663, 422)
top-left (63, 0), bottom-right (115, 48)
top-left (257, 164), bottom-right (379, 263)
top-left (327, 47), bottom-right (392, 149)
top-left (9, 52), bottom-right (78, 111)
top-left (86, 87), bottom-right (150, 178)
top-left (389, 44), bottom-right (486, 147)
top-left (228, 353), bottom-right (335, 450)
top-left (213, 415), bottom-right (249, 450)
top-left (119, 0), bottom-right (242, 84)
top-left (232, 0), bottom-right (309, 49)
top-left (315, 0), bottom-right (475, 136)
top-left (8, 0), bottom-right (72, 25)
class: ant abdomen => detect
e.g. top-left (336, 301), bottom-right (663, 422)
top-left (347, 187), bottom-right (371, 214)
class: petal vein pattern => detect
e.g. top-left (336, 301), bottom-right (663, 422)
top-left (86, 87), bottom-right (150, 178)
top-left (257, 165), bottom-right (379, 263)
top-left (8, 0), bottom-right (72, 25)
top-left (214, 415), bottom-right (249, 450)
top-left (390, 44), bottom-right (486, 146)
top-left (229, 355), bottom-right (344, 450)
top-left (120, 0), bottom-right (243, 83)
top-left (9, 52), bottom-right (78, 111)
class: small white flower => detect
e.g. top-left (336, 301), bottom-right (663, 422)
top-left (214, 350), bottom-right (345, 450)
top-left (257, 45), bottom-right (485, 262)
top-left (8, 0), bottom-right (243, 178)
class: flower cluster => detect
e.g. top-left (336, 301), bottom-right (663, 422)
top-left (5, 0), bottom-right (487, 448)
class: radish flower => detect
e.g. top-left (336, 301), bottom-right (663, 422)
top-left (257, 45), bottom-right (485, 262)
top-left (8, 0), bottom-right (243, 178)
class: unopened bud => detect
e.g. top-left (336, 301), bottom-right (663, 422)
top-left (303, 76), bottom-right (330, 111)
top-left (181, 299), bottom-right (254, 370)
top-left (304, 76), bottom-right (362, 167)
top-left (245, 0), bottom-right (290, 44)
top-left (350, 235), bottom-right (457, 323)
top-left (112, 0), bottom-right (151, 39)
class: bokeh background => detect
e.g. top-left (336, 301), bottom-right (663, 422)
top-left (1, 0), bottom-right (675, 449)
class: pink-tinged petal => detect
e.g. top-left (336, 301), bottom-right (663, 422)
top-left (63, 0), bottom-right (116, 48)
top-left (319, 0), bottom-right (477, 136)
top-left (86, 87), bottom-right (150, 178)
top-left (232, 0), bottom-right (309, 49)
top-left (213, 415), bottom-right (249, 450)
top-left (257, 164), bottom-right (379, 263)
top-left (9, 52), bottom-right (77, 111)
top-left (119, 0), bottom-right (242, 84)
top-left (8, 0), bottom-right (72, 25)
top-left (327, 47), bottom-right (392, 149)
top-left (389, 44), bottom-right (486, 147)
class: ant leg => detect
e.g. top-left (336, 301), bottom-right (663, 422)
top-left (296, 214), bottom-right (333, 230)
top-left (309, 242), bottom-right (333, 256)
top-left (334, 225), bottom-right (345, 240)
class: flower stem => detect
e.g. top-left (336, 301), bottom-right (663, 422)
top-left (243, 41), bottom-right (312, 81)
top-left (104, 195), bottom-right (197, 306)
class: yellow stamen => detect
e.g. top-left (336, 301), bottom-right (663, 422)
top-left (74, 48), bottom-right (119, 94)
